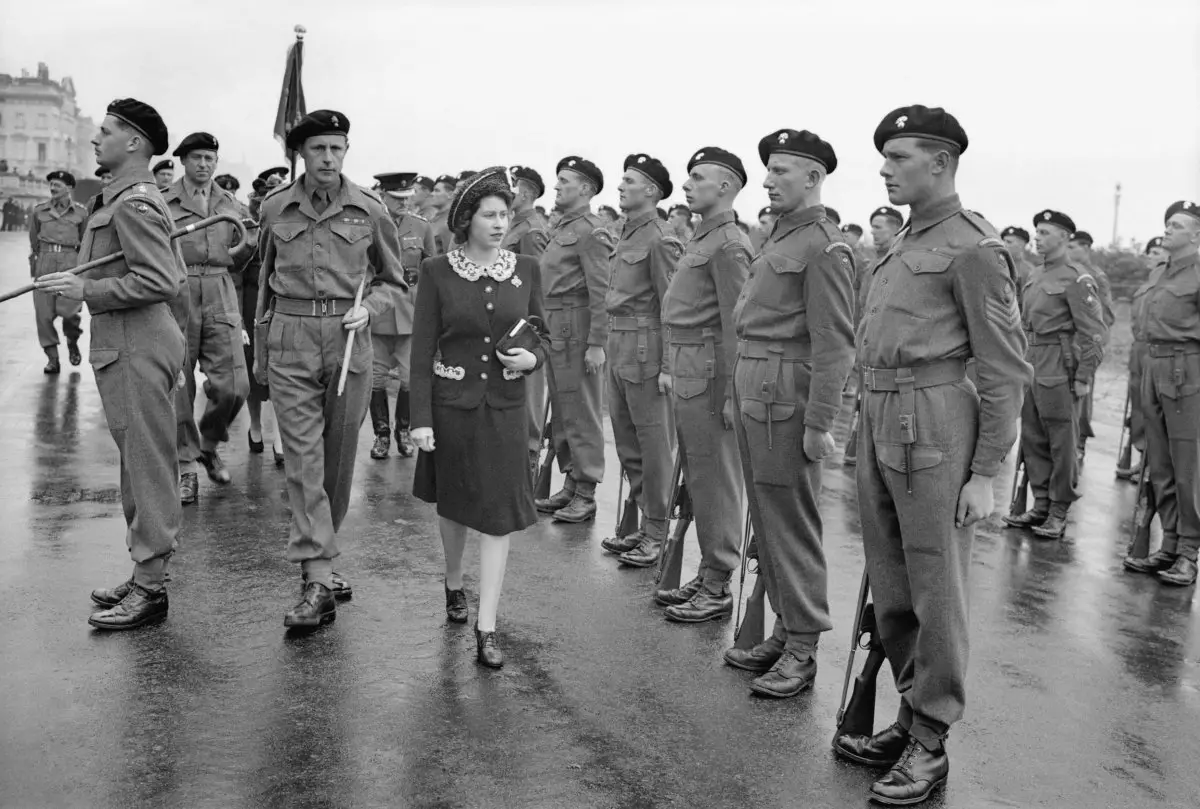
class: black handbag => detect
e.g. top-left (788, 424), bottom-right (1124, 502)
top-left (496, 316), bottom-right (545, 355)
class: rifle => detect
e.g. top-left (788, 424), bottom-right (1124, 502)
top-left (733, 510), bottom-right (766, 650)
top-left (1115, 386), bottom-right (1133, 477)
top-left (534, 399), bottom-right (554, 500)
top-left (616, 471), bottom-right (641, 540)
top-left (1123, 459), bottom-right (1156, 564)
top-left (655, 451), bottom-right (689, 590)
top-left (834, 571), bottom-right (887, 740)
top-left (843, 391), bottom-right (861, 466)
top-left (1008, 440), bottom-right (1028, 517)
top-left (732, 386), bottom-right (775, 650)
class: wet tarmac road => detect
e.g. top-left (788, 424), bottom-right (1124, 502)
top-left (0, 231), bottom-right (1198, 809)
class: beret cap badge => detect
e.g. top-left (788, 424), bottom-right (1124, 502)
top-left (637, 156), bottom-right (646, 164)
top-left (778, 133), bottom-right (788, 143)
top-left (694, 152), bottom-right (704, 160)
top-left (896, 115), bottom-right (908, 128)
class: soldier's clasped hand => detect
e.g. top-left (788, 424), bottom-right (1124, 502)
top-left (33, 271), bottom-right (86, 300)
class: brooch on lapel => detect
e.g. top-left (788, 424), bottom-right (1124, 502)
top-left (511, 275), bottom-right (522, 288)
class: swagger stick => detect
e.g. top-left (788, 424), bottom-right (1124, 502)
top-left (336, 276), bottom-right (366, 397)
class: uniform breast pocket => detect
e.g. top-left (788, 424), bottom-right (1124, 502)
top-left (331, 222), bottom-right (373, 267)
top-left (885, 251), bottom-right (953, 319)
top-left (751, 253), bottom-right (807, 312)
top-left (271, 222), bottom-right (309, 269)
top-left (669, 254), bottom-right (710, 310)
top-left (553, 231), bottom-right (579, 248)
top-left (401, 237), bottom-right (424, 274)
top-left (615, 247), bottom-right (649, 278)
top-left (82, 212), bottom-right (115, 258)
top-left (1159, 286), bottom-right (1200, 332)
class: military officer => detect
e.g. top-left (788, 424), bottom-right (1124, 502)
top-left (367, 172), bottom-right (436, 459)
top-left (411, 174), bottom-right (436, 218)
top-left (163, 131), bottom-right (253, 504)
top-left (152, 159), bottom-right (174, 192)
top-left (654, 147), bottom-right (752, 621)
top-left (1001, 225), bottom-right (1036, 294)
top-left (1123, 201), bottom-right (1200, 585)
top-left (502, 165), bottom-right (551, 474)
top-left (534, 156), bottom-right (614, 522)
top-left (722, 129), bottom-right (856, 699)
top-left (1117, 237), bottom-right (1171, 479)
top-left (595, 154), bottom-right (681, 566)
top-left (1066, 229), bottom-right (1113, 460)
top-left (869, 205), bottom-right (903, 256)
top-left (426, 174), bottom-right (457, 254)
top-left (1002, 210), bottom-right (1106, 538)
top-left (834, 106), bottom-right (1031, 806)
top-left (35, 98), bottom-right (187, 630)
top-left (214, 174), bottom-right (240, 196)
top-left (255, 110), bottom-right (405, 627)
top-left (29, 170), bottom-right (87, 373)
top-left (250, 167), bottom-right (289, 219)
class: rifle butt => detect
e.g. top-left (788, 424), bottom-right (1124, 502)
top-left (834, 648), bottom-right (886, 739)
top-left (656, 519), bottom-right (687, 589)
top-left (1126, 467), bottom-right (1155, 559)
top-left (618, 493), bottom-right (640, 538)
top-left (733, 575), bottom-right (766, 650)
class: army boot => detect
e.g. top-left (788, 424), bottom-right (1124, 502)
top-left (618, 520), bottom-right (665, 567)
top-left (1031, 502), bottom-right (1069, 539)
top-left (536, 478), bottom-right (576, 514)
top-left (724, 626), bottom-right (785, 673)
top-left (1158, 556), bottom-right (1198, 586)
top-left (394, 389), bottom-right (415, 458)
top-left (664, 575), bottom-right (733, 623)
top-left (654, 573), bottom-right (703, 607)
top-left (554, 482), bottom-right (597, 523)
top-left (869, 737), bottom-right (949, 806)
top-left (1002, 498), bottom-right (1050, 529)
top-left (43, 347), bottom-right (61, 375)
top-left (88, 583), bottom-right (168, 631)
top-left (750, 648), bottom-right (817, 699)
top-left (369, 391), bottom-right (391, 459)
top-left (67, 340), bottom-right (82, 366)
top-left (179, 471), bottom-right (199, 505)
top-left (1123, 549), bottom-right (1178, 574)
top-left (601, 524), bottom-right (644, 554)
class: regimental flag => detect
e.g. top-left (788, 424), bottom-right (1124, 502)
top-left (273, 30), bottom-right (307, 163)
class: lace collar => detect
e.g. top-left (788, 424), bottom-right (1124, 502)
top-left (448, 249), bottom-right (517, 283)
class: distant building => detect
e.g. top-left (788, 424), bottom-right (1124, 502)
top-left (0, 63), bottom-right (97, 207)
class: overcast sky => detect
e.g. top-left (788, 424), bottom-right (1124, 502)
top-left (3, 0), bottom-right (1197, 245)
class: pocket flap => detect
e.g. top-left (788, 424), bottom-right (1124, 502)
top-left (673, 377), bottom-right (709, 400)
top-left (89, 348), bottom-right (120, 370)
top-left (86, 212), bottom-right (113, 230)
top-left (675, 252), bottom-right (709, 270)
top-left (401, 236), bottom-right (422, 248)
top-left (620, 248), bottom-right (650, 264)
top-left (741, 398), bottom-right (796, 423)
top-left (554, 231), bottom-right (579, 246)
top-left (272, 222), bottom-right (307, 243)
top-left (877, 443), bottom-right (943, 474)
top-left (764, 253), bottom-right (806, 275)
top-left (898, 251), bottom-right (953, 275)
top-left (331, 222), bottom-right (372, 243)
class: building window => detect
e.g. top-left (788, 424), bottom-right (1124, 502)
top-left (38, 143), bottom-right (46, 163)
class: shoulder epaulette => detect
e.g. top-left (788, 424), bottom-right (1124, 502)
top-left (958, 209), bottom-right (991, 237)
top-left (360, 187), bottom-right (384, 205)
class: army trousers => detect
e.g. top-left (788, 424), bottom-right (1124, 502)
top-left (1142, 347), bottom-right (1200, 560)
top-left (1020, 344), bottom-right (1080, 506)
top-left (370, 333), bottom-right (411, 391)
top-left (1076, 387), bottom-right (1096, 446)
top-left (90, 305), bottom-right (186, 589)
top-left (33, 251), bottom-right (83, 349)
top-left (670, 337), bottom-right (741, 585)
top-left (545, 301), bottom-right (605, 485)
top-left (268, 312), bottom-right (372, 564)
top-left (177, 271), bottom-right (249, 462)
top-left (1129, 340), bottom-right (1149, 450)
top-left (607, 327), bottom-right (674, 527)
top-left (856, 370), bottom-right (978, 750)
top-left (733, 346), bottom-right (829, 653)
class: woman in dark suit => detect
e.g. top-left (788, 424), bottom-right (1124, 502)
top-left (409, 167), bottom-right (547, 668)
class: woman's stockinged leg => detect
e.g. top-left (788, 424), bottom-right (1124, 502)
top-left (441, 516), bottom-right (469, 590)
top-left (477, 533), bottom-right (511, 633)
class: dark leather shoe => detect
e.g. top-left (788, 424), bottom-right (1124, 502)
top-left (395, 429), bottom-right (415, 458)
top-left (750, 650), bottom-right (816, 698)
top-left (654, 575), bottom-right (702, 607)
top-left (554, 493), bottom-right (597, 523)
top-left (723, 635), bottom-right (784, 673)
top-left (273, 447), bottom-right (285, 468)
top-left (248, 429), bottom-right (265, 454)
top-left (446, 585), bottom-right (468, 623)
top-left (284, 582), bottom-right (336, 628)
top-left (44, 352), bottom-right (61, 375)
top-left (88, 584), bottom-right (168, 631)
top-left (90, 578), bottom-right (134, 607)
top-left (834, 722), bottom-right (910, 767)
top-left (198, 449), bottom-right (231, 484)
top-left (1158, 556), bottom-right (1198, 586)
top-left (618, 537), bottom-right (661, 568)
top-left (370, 434), bottom-right (390, 460)
top-left (664, 587), bottom-right (733, 623)
top-left (303, 571), bottom-right (353, 600)
top-left (1002, 509), bottom-right (1048, 528)
top-left (475, 624), bottom-right (504, 668)
top-left (1124, 549), bottom-right (1177, 574)
top-left (536, 486), bottom-right (574, 514)
top-left (180, 472), bottom-right (199, 505)
top-left (1031, 510), bottom-right (1068, 539)
top-left (67, 341), bottom-right (81, 366)
top-left (868, 737), bottom-right (948, 806)
top-left (601, 530), bottom-right (643, 554)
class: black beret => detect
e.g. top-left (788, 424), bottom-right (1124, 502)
top-left (758, 206), bottom-right (775, 219)
top-left (258, 166), bottom-right (289, 183)
top-left (556, 156), bottom-right (604, 194)
top-left (456, 170), bottom-right (475, 183)
top-left (285, 109), bottom-right (349, 151)
top-left (413, 174), bottom-right (436, 192)
top-left (687, 146), bottom-right (747, 187)
top-left (448, 167), bottom-right (514, 229)
top-left (874, 105), bottom-right (968, 155)
top-left (1001, 226), bottom-right (1031, 243)
top-left (870, 206), bottom-right (904, 227)
top-left (172, 131), bottom-right (219, 158)
top-left (1165, 200), bottom-right (1200, 223)
top-left (151, 160), bottom-right (174, 174)
top-left (624, 153), bottom-right (672, 198)
top-left (508, 165), bottom-right (545, 198)
top-left (1033, 209), bottom-right (1076, 234)
top-left (252, 178), bottom-right (267, 193)
top-left (374, 172), bottom-right (418, 194)
top-left (434, 174), bottom-right (457, 189)
top-left (107, 98), bottom-right (169, 156)
top-left (824, 206), bottom-right (841, 225)
top-left (94, 166), bottom-right (111, 178)
top-left (214, 174), bottom-right (239, 192)
top-left (46, 170), bottom-right (76, 187)
top-left (842, 223), bottom-right (863, 237)
top-left (1070, 230), bottom-right (1094, 246)
top-left (1145, 236), bottom-right (1165, 253)
top-left (758, 129), bottom-right (837, 174)
top-left (669, 204), bottom-right (691, 217)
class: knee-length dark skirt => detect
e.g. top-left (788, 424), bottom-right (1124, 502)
top-left (413, 403), bottom-right (535, 536)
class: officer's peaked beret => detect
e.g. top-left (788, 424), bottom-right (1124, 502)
top-left (509, 165), bottom-right (545, 198)
top-left (107, 98), bottom-right (169, 156)
top-left (874, 105), bottom-right (968, 155)
top-left (1001, 226), bottom-right (1031, 243)
top-left (758, 129), bottom-right (837, 174)
top-left (870, 206), bottom-right (904, 227)
top-left (285, 109), bottom-right (350, 151)
top-left (556, 156), bottom-right (603, 194)
top-left (46, 170), bottom-right (75, 187)
top-left (1165, 200), bottom-right (1200, 223)
top-left (687, 147), bottom-right (747, 187)
top-left (624, 153), bottom-right (672, 198)
top-left (374, 172), bottom-right (418, 193)
top-left (172, 131), bottom-right (219, 157)
top-left (214, 174), bottom-right (239, 192)
top-left (152, 160), bottom-right (173, 175)
top-left (1033, 209), bottom-right (1076, 234)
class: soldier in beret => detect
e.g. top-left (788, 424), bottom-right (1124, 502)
top-left (534, 156), bottom-right (613, 522)
top-left (834, 106), bottom-right (1031, 805)
top-left (249, 167), bottom-right (289, 220)
top-left (163, 131), bottom-right (254, 504)
top-left (502, 166), bottom-right (552, 475)
top-left (254, 109), bottom-right (406, 627)
top-left (1117, 236), bottom-right (1171, 480)
top-left (412, 174), bottom-right (437, 219)
top-left (720, 129), bottom-right (855, 698)
top-left (1064, 229), bottom-right (1113, 462)
top-left (655, 147), bottom-right (753, 622)
top-left (668, 204), bottom-right (694, 243)
top-left (595, 154), bottom-right (681, 566)
top-left (427, 174), bottom-right (457, 254)
top-left (752, 205), bottom-right (777, 253)
top-left (29, 170), bottom-right (87, 373)
top-left (214, 174), bottom-right (240, 196)
top-left (1123, 201), bottom-right (1200, 585)
top-left (1003, 210), bottom-right (1107, 538)
top-left (152, 159), bottom-right (174, 192)
top-left (367, 172), bottom-right (436, 460)
top-left (35, 98), bottom-right (187, 630)
top-left (1001, 225), bottom-right (1036, 298)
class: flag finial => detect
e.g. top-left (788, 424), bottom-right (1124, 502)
top-left (294, 24), bottom-right (306, 40)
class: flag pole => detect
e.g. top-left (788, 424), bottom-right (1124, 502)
top-left (289, 25), bottom-right (305, 180)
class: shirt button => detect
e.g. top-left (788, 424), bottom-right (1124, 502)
top-left (480, 372), bottom-right (488, 380)
top-left (486, 303), bottom-right (494, 311)
top-left (881, 278), bottom-right (888, 285)
top-left (485, 286), bottom-right (493, 293)
top-left (481, 354), bottom-right (489, 362)
top-left (483, 336), bottom-right (491, 344)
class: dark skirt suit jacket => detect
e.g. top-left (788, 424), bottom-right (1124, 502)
top-left (409, 250), bottom-right (549, 430)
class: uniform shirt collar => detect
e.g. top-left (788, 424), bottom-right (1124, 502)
top-left (183, 177), bottom-right (212, 199)
top-left (102, 164), bottom-right (156, 205)
top-left (559, 202), bottom-right (592, 226)
top-left (303, 173), bottom-right (343, 203)
top-left (621, 210), bottom-right (658, 237)
top-left (907, 193), bottom-right (962, 234)
top-left (694, 209), bottom-right (736, 241)
top-left (1167, 252), bottom-right (1199, 276)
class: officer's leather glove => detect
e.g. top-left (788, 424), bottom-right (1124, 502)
top-left (410, 427), bottom-right (435, 453)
